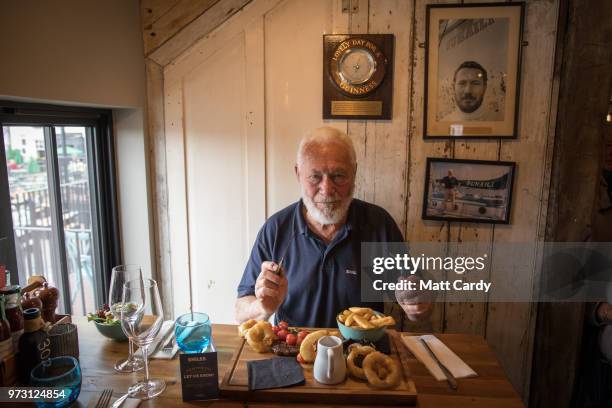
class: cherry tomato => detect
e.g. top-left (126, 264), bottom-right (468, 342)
top-left (278, 321), bottom-right (289, 330)
top-left (297, 337), bottom-right (303, 346)
top-left (286, 333), bottom-right (297, 346)
top-left (297, 330), bottom-right (309, 341)
top-left (277, 329), bottom-right (289, 341)
top-left (272, 326), bottom-right (280, 335)
top-left (297, 353), bottom-right (305, 364)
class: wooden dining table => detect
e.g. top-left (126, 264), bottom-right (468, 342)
top-left (74, 318), bottom-right (524, 407)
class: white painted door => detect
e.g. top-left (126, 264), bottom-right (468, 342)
top-left (163, 0), bottom-right (345, 323)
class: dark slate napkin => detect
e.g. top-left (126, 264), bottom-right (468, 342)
top-left (342, 332), bottom-right (391, 355)
top-left (374, 332), bottom-right (391, 354)
top-left (247, 357), bottom-right (305, 391)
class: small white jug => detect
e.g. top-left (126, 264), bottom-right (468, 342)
top-left (313, 335), bottom-right (346, 385)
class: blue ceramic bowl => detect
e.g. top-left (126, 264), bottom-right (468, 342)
top-left (337, 311), bottom-right (387, 342)
top-left (94, 321), bottom-right (128, 341)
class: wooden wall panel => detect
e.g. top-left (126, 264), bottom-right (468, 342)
top-left (182, 32), bottom-right (256, 322)
top-left (486, 0), bottom-right (560, 398)
top-left (264, 0), bottom-right (342, 214)
top-left (162, 0), bottom-right (282, 322)
top-left (444, 0), bottom-right (502, 337)
top-left (365, 0), bottom-right (413, 328)
top-left (346, 2), bottom-right (369, 206)
top-left (405, 0), bottom-right (456, 334)
top-left (244, 18), bottom-right (267, 246)
top-left (367, 0), bottom-right (412, 232)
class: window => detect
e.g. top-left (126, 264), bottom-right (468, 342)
top-left (0, 101), bottom-right (120, 315)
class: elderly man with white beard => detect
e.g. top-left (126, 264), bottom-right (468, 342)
top-left (235, 126), bottom-right (432, 327)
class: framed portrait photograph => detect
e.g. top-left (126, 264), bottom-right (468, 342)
top-left (424, 3), bottom-right (525, 139)
top-left (422, 158), bottom-right (516, 224)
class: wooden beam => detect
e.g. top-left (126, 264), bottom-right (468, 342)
top-left (144, 59), bottom-right (173, 318)
top-left (143, 0), bottom-right (220, 56)
top-left (140, 0), bottom-right (181, 29)
top-left (530, 0), bottom-right (612, 406)
top-left (147, 0), bottom-right (253, 66)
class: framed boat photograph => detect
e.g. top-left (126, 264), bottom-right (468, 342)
top-left (424, 3), bottom-right (525, 139)
top-left (422, 158), bottom-right (516, 224)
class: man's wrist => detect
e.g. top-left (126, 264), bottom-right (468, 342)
top-left (251, 298), bottom-right (273, 321)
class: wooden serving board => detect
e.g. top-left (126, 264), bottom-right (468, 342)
top-left (219, 329), bottom-right (417, 405)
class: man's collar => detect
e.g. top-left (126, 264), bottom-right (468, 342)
top-left (345, 200), bottom-right (357, 231)
top-left (294, 200), bottom-right (309, 235)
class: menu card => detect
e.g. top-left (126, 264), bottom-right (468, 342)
top-left (179, 352), bottom-right (219, 401)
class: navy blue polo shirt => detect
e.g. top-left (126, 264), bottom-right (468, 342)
top-left (237, 199), bottom-right (404, 328)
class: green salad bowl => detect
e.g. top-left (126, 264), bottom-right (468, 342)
top-left (94, 321), bottom-right (128, 341)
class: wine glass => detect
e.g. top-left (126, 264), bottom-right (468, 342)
top-left (109, 265), bottom-right (144, 373)
top-left (120, 277), bottom-right (166, 399)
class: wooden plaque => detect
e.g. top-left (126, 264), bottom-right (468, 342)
top-left (323, 34), bottom-right (394, 120)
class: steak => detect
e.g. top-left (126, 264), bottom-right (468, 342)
top-left (271, 340), bottom-right (299, 356)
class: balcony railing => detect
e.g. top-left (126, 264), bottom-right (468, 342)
top-left (10, 180), bottom-right (95, 315)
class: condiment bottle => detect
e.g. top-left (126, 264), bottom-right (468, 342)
top-left (21, 292), bottom-right (43, 311)
top-left (0, 295), bottom-right (13, 359)
top-left (18, 308), bottom-right (50, 384)
top-left (0, 285), bottom-right (24, 352)
top-left (0, 265), bottom-right (6, 287)
top-left (35, 283), bottom-right (59, 323)
top-left (0, 295), bottom-right (11, 341)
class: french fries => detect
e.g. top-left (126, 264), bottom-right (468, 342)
top-left (345, 313), bottom-right (357, 327)
top-left (371, 316), bottom-right (395, 328)
top-left (353, 314), bottom-right (375, 329)
top-left (337, 307), bottom-right (396, 329)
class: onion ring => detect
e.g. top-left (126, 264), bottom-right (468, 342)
top-left (362, 351), bottom-right (401, 389)
top-left (298, 329), bottom-right (329, 363)
top-left (238, 319), bottom-right (258, 338)
top-left (347, 345), bottom-right (376, 380)
top-left (245, 321), bottom-right (276, 353)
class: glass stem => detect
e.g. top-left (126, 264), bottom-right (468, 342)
top-left (142, 345), bottom-right (150, 383)
top-left (128, 339), bottom-right (134, 360)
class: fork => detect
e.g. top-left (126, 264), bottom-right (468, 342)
top-left (95, 388), bottom-right (113, 408)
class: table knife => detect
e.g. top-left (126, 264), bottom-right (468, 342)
top-left (151, 326), bottom-right (174, 356)
top-left (269, 256), bottom-right (284, 286)
top-left (276, 256), bottom-right (284, 276)
top-left (419, 337), bottom-right (458, 390)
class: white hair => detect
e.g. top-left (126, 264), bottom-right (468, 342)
top-left (296, 127), bottom-right (357, 171)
